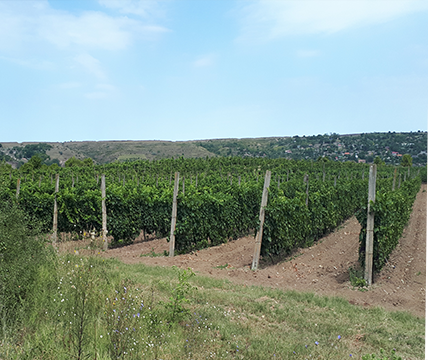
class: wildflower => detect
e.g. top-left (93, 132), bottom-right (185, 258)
top-left (338, 335), bottom-right (341, 340)
top-left (315, 341), bottom-right (319, 346)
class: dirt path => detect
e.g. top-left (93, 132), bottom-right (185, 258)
top-left (99, 185), bottom-right (426, 318)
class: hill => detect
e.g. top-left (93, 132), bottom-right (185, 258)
top-left (0, 131), bottom-right (426, 167)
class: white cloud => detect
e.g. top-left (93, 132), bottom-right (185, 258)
top-left (98, 0), bottom-right (166, 18)
top-left (0, 55), bottom-right (55, 69)
top-left (74, 54), bottom-right (106, 79)
top-left (193, 54), bottom-right (216, 68)
top-left (0, 1), bottom-right (169, 52)
top-left (296, 50), bottom-right (320, 58)
top-left (238, 0), bottom-right (428, 40)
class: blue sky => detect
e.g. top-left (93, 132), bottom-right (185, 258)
top-left (1, 0), bottom-right (427, 142)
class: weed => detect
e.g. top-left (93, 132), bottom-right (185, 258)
top-left (362, 348), bottom-right (402, 360)
top-left (215, 264), bottom-right (229, 269)
top-left (349, 266), bottom-right (367, 289)
top-left (164, 266), bottom-right (195, 325)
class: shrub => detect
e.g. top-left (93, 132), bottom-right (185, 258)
top-left (0, 201), bottom-right (53, 337)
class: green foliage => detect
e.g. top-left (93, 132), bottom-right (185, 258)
top-left (11, 143), bottom-right (52, 161)
top-left (357, 177), bottom-right (421, 272)
top-left (164, 266), bottom-right (195, 325)
top-left (419, 165), bottom-right (427, 183)
top-left (362, 348), bottom-right (402, 360)
top-left (348, 266), bottom-right (367, 288)
top-left (0, 202), bottom-right (53, 338)
top-left (262, 178), bottom-right (368, 257)
top-left (28, 155), bottom-right (43, 170)
top-left (374, 156), bottom-right (385, 165)
top-left (65, 156), bottom-right (84, 167)
top-left (400, 154), bottom-right (412, 167)
top-left (55, 257), bottom-right (107, 360)
top-left (83, 157), bottom-right (94, 166)
top-left (0, 156), bottom-right (418, 257)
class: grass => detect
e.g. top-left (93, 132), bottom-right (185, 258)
top-left (2, 253), bottom-right (423, 360)
top-left (140, 248), bottom-right (168, 257)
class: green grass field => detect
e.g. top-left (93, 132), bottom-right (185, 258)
top-left (2, 253), bottom-right (423, 360)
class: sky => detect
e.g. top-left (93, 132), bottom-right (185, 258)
top-left (0, 0), bottom-right (427, 142)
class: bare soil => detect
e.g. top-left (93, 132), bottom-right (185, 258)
top-left (61, 185), bottom-right (427, 318)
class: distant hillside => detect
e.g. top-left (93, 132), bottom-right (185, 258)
top-left (1, 131), bottom-right (426, 167)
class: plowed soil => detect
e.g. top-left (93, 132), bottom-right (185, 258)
top-left (64, 185), bottom-right (427, 318)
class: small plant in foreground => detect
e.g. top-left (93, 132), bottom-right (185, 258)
top-left (349, 266), bottom-right (367, 289)
top-left (164, 266), bottom-right (195, 325)
top-left (362, 348), bottom-right (402, 360)
top-left (55, 256), bottom-right (104, 360)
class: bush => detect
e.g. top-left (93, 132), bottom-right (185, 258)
top-left (0, 202), bottom-right (53, 337)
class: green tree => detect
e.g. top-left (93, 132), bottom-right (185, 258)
top-left (65, 156), bottom-right (83, 167)
top-left (316, 156), bottom-right (330, 162)
top-left (83, 157), bottom-right (94, 167)
top-left (27, 155), bottom-right (43, 170)
top-left (400, 154), bottom-right (412, 167)
top-left (373, 156), bottom-right (385, 166)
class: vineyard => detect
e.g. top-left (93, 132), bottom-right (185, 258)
top-left (0, 157), bottom-right (424, 271)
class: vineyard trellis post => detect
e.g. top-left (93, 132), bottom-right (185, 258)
top-left (16, 178), bottom-right (21, 199)
top-left (101, 174), bottom-right (108, 251)
top-left (392, 168), bottom-right (397, 191)
top-left (52, 174), bottom-right (59, 245)
top-left (364, 164), bottom-right (377, 286)
top-left (304, 174), bottom-right (309, 207)
top-left (169, 172), bottom-right (180, 257)
top-left (251, 170), bottom-right (271, 270)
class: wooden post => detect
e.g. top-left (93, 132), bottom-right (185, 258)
top-left (334, 175), bottom-right (337, 187)
top-left (169, 172), bottom-right (180, 257)
top-left (72, 175), bottom-right (75, 188)
top-left (302, 174), bottom-right (309, 206)
top-left (182, 175), bottom-right (185, 195)
top-left (239, 175), bottom-right (241, 186)
top-left (52, 174), bottom-right (59, 244)
top-left (251, 170), bottom-right (271, 270)
top-left (398, 174), bottom-right (401, 189)
top-left (101, 175), bottom-right (108, 251)
top-left (408, 167), bottom-right (410, 178)
top-left (364, 164), bottom-right (377, 286)
top-left (97, 174), bottom-right (99, 185)
top-left (196, 174), bottom-right (198, 187)
top-left (362, 170), bottom-right (364, 180)
top-left (392, 168), bottom-right (397, 191)
top-left (16, 178), bottom-right (21, 199)
top-left (277, 175), bottom-right (280, 189)
top-left (286, 170), bottom-right (289, 182)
